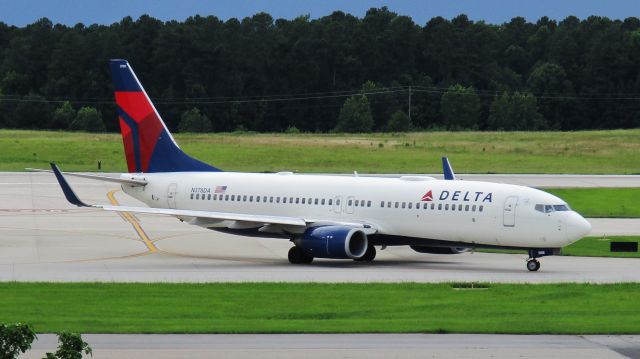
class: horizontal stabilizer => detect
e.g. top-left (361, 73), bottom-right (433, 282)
top-left (27, 168), bottom-right (147, 186)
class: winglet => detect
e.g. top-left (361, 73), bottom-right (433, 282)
top-left (442, 157), bottom-right (456, 180)
top-left (50, 163), bottom-right (91, 207)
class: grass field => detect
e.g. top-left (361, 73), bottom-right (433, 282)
top-left (545, 188), bottom-right (640, 217)
top-left (2, 129), bottom-right (639, 173)
top-left (478, 236), bottom-right (640, 258)
top-left (1, 282), bottom-right (639, 334)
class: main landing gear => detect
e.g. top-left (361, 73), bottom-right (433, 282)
top-left (526, 259), bottom-right (541, 272)
top-left (288, 246), bottom-right (313, 264)
top-left (354, 245), bottom-right (376, 262)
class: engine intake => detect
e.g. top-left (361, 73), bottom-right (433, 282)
top-left (295, 226), bottom-right (368, 259)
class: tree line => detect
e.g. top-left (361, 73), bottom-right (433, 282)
top-left (1, 8), bottom-right (640, 133)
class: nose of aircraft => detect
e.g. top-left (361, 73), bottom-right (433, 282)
top-left (566, 212), bottom-right (592, 242)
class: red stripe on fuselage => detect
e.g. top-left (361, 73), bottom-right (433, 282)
top-left (115, 91), bottom-right (164, 172)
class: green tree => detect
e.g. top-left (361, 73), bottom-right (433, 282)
top-left (334, 95), bottom-right (373, 133)
top-left (0, 323), bottom-right (36, 359)
top-left (387, 110), bottom-right (411, 132)
top-left (51, 101), bottom-right (75, 129)
top-left (69, 107), bottom-right (105, 132)
top-left (488, 92), bottom-right (544, 130)
top-left (178, 107), bottom-right (212, 133)
top-left (440, 84), bottom-right (481, 130)
top-left (44, 332), bottom-right (92, 359)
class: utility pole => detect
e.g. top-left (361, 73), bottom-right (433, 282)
top-left (408, 86), bottom-right (412, 123)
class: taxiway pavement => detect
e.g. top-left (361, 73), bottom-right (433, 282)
top-left (23, 334), bottom-right (640, 359)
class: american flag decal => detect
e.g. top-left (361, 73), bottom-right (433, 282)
top-left (214, 185), bottom-right (227, 193)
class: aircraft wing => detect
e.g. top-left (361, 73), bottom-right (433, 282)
top-left (49, 162), bottom-right (377, 233)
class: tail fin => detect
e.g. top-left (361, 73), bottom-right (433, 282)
top-left (109, 59), bottom-right (221, 173)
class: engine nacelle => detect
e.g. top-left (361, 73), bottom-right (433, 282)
top-left (294, 226), bottom-right (368, 259)
top-left (410, 245), bottom-right (469, 254)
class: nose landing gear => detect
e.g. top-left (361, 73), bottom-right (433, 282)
top-left (526, 259), bottom-right (541, 272)
top-left (526, 248), bottom-right (559, 272)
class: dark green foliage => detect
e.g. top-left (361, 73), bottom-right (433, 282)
top-left (51, 101), bottom-right (75, 129)
top-left (440, 84), bottom-right (481, 130)
top-left (0, 323), bottom-right (36, 359)
top-left (44, 332), bottom-right (92, 359)
top-left (335, 95), bottom-right (373, 132)
top-left (1, 11), bottom-right (640, 131)
top-left (387, 110), bottom-right (411, 132)
top-left (488, 92), bottom-right (544, 130)
top-left (178, 107), bottom-right (212, 133)
top-left (69, 107), bottom-right (105, 132)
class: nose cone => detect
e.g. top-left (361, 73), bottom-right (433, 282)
top-left (566, 212), bottom-right (591, 243)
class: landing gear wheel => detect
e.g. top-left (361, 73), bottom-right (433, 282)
top-left (288, 246), bottom-right (313, 264)
top-left (355, 246), bottom-right (376, 262)
top-left (526, 259), bottom-right (540, 272)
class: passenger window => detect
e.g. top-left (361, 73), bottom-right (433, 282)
top-left (190, 193), bottom-right (194, 199)
top-left (423, 203), bottom-right (428, 209)
top-left (336, 199), bottom-right (340, 205)
top-left (202, 195), bottom-right (206, 200)
top-left (367, 201), bottom-right (371, 207)
top-left (348, 199), bottom-right (353, 206)
top-left (472, 204), bottom-right (476, 211)
top-left (196, 193), bottom-right (200, 200)
top-left (380, 201), bottom-right (385, 208)
top-left (431, 203), bottom-right (435, 210)
top-left (296, 198), bottom-right (300, 204)
top-left (315, 198), bottom-right (319, 205)
top-left (395, 202), bottom-right (399, 208)
top-left (283, 197), bottom-right (287, 204)
top-left (231, 195), bottom-right (235, 201)
top-left (465, 205), bottom-right (469, 211)
top-left (302, 198), bottom-right (306, 204)
top-left (321, 199), bottom-right (325, 205)
top-left (328, 199), bottom-right (333, 205)
top-left (308, 198), bottom-right (312, 204)
top-left (276, 197), bottom-right (280, 203)
top-left (387, 202), bottom-right (391, 208)
top-left (269, 197), bottom-right (273, 203)
top-left (408, 203), bottom-right (412, 209)
top-left (242, 195), bottom-right (246, 201)
top-left (445, 204), bottom-right (449, 210)
top-left (213, 194), bottom-right (218, 200)
top-left (249, 196), bottom-right (253, 202)
top-left (256, 196), bottom-right (261, 202)
top-left (438, 204), bottom-right (442, 210)
top-left (401, 202), bottom-right (406, 209)
top-left (355, 200), bottom-right (359, 207)
top-left (458, 204), bottom-right (462, 211)
top-left (290, 197), bottom-right (294, 203)
top-left (479, 205), bottom-right (484, 212)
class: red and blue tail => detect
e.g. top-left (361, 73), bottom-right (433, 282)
top-left (109, 59), bottom-right (221, 173)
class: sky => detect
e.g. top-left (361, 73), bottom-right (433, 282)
top-left (2, 0), bottom-right (640, 27)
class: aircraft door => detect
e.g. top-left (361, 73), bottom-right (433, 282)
top-left (167, 183), bottom-right (178, 209)
top-left (333, 196), bottom-right (342, 214)
top-left (346, 196), bottom-right (355, 214)
top-left (503, 196), bottom-right (518, 227)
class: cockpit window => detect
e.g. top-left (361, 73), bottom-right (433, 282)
top-left (535, 204), bottom-right (571, 213)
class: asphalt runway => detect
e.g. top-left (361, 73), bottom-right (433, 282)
top-left (24, 334), bottom-right (640, 358)
top-left (1, 172), bottom-right (639, 283)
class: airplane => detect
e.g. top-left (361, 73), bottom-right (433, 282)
top-left (43, 59), bottom-right (592, 272)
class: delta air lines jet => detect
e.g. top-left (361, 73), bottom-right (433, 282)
top-left (46, 60), bottom-right (592, 272)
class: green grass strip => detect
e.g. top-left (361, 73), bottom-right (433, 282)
top-left (477, 236), bottom-right (640, 258)
top-left (545, 188), bottom-right (640, 218)
top-left (3, 129), bottom-right (640, 173)
top-left (1, 282), bottom-right (639, 334)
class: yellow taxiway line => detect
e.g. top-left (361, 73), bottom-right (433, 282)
top-left (107, 190), bottom-right (158, 253)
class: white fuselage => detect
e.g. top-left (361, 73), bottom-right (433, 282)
top-left (121, 172), bottom-right (591, 249)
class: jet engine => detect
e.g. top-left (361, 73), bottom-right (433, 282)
top-left (410, 245), bottom-right (469, 254)
top-left (294, 226), bottom-right (368, 259)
